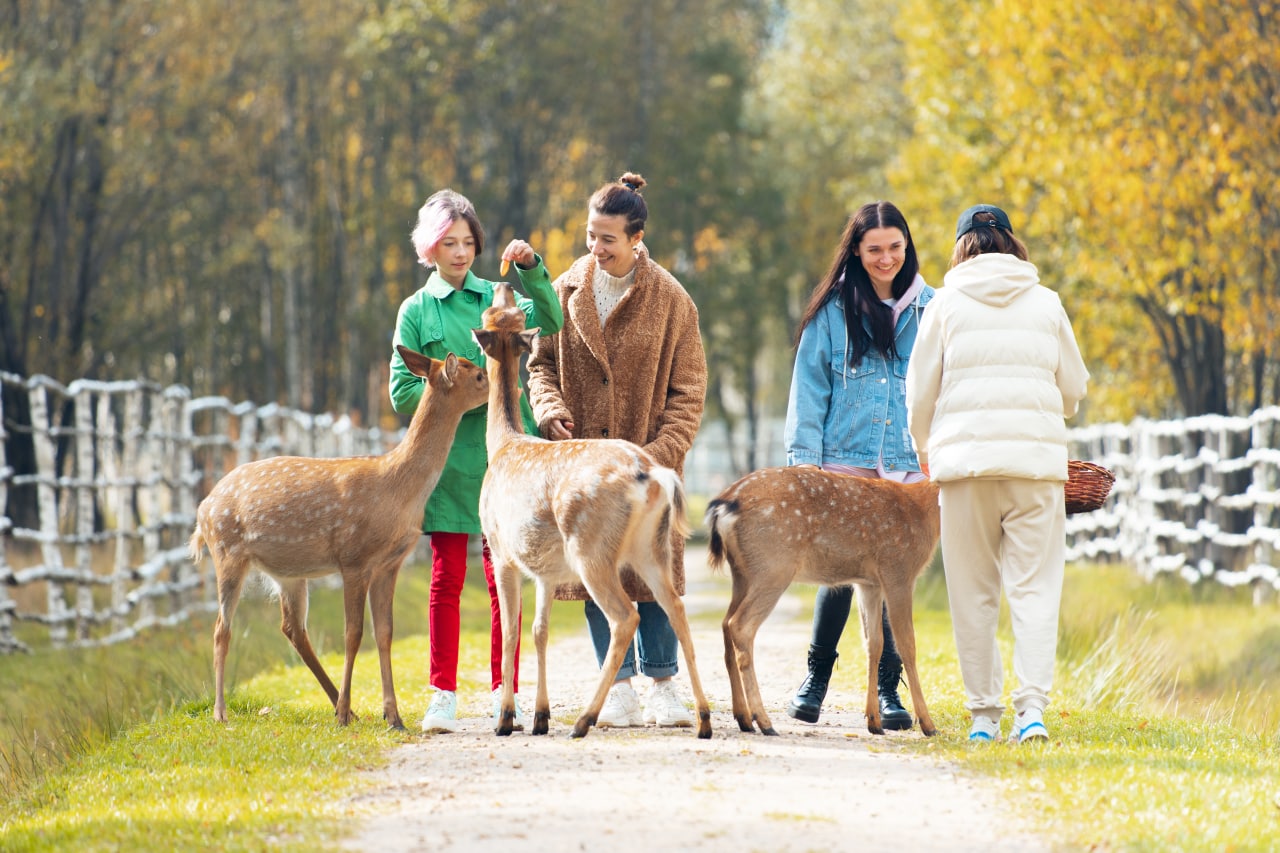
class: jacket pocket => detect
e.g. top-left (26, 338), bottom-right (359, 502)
top-left (831, 350), bottom-right (874, 406)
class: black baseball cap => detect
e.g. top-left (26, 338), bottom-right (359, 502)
top-left (955, 204), bottom-right (1014, 240)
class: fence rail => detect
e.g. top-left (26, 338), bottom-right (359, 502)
top-left (3, 370), bottom-right (1278, 653)
top-left (0, 372), bottom-right (397, 654)
top-left (1064, 407), bottom-right (1280, 600)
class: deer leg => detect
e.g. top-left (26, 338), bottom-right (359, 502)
top-left (725, 577), bottom-right (790, 736)
top-left (885, 581), bottom-right (936, 737)
top-left (277, 578), bottom-right (344, 716)
top-left (492, 557), bottom-right (524, 736)
top-left (335, 572), bottom-right (371, 726)
top-left (721, 569), bottom-right (753, 732)
top-left (212, 556), bottom-right (249, 723)
top-left (855, 585), bottom-right (886, 735)
top-left (529, 580), bottom-right (553, 735)
top-left (368, 558), bottom-right (406, 730)
top-left (574, 574), bottom-right (640, 739)
top-left (649, 584), bottom-right (712, 740)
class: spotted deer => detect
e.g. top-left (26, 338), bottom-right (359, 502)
top-left (474, 282), bottom-right (712, 739)
top-left (188, 348), bottom-right (488, 729)
top-left (706, 467), bottom-right (940, 737)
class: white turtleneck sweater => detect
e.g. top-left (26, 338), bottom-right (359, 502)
top-left (593, 265), bottom-right (635, 330)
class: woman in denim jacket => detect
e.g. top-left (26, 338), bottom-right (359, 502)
top-left (783, 201), bottom-right (934, 730)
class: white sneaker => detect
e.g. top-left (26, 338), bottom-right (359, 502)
top-left (1013, 708), bottom-right (1049, 744)
top-left (421, 689), bottom-right (459, 733)
top-left (968, 714), bottom-right (1001, 743)
top-left (492, 687), bottom-right (526, 731)
top-left (596, 682), bottom-right (644, 727)
top-left (644, 679), bottom-right (694, 727)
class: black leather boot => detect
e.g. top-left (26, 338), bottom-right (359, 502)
top-left (787, 645), bottom-right (838, 723)
top-left (877, 646), bottom-right (914, 731)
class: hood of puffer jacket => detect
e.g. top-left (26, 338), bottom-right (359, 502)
top-left (943, 253), bottom-right (1040, 307)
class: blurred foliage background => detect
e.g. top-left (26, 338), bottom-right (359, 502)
top-left (3, 0), bottom-right (1276, 443)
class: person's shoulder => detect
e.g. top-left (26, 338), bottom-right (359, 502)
top-left (642, 258), bottom-right (693, 300)
top-left (555, 254), bottom-right (595, 290)
top-left (398, 283), bottom-right (435, 310)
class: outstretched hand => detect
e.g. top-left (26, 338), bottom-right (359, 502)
top-left (500, 239), bottom-right (537, 270)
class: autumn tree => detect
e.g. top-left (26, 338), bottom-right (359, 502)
top-left (893, 0), bottom-right (1279, 419)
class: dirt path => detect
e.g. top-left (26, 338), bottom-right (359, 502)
top-left (341, 547), bottom-right (1050, 852)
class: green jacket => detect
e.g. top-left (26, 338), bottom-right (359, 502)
top-left (390, 258), bottom-right (563, 534)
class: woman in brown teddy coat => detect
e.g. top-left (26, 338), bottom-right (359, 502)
top-left (527, 171), bottom-right (707, 729)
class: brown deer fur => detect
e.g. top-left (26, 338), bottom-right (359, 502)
top-left (706, 467), bottom-right (940, 737)
top-left (189, 348), bottom-right (488, 729)
top-left (474, 282), bottom-right (711, 739)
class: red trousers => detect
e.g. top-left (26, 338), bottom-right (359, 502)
top-left (428, 532), bottom-right (521, 692)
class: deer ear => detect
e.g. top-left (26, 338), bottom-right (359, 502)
top-left (518, 328), bottom-right (540, 353)
top-left (442, 352), bottom-right (459, 385)
top-left (398, 344), bottom-right (431, 378)
top-left (473, 328), bottom-right (496, 351)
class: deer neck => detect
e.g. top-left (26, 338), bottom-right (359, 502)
top-left (383, 381), bottom-right (470, 499)
top-left (486, 346), bottom-right (527, 454)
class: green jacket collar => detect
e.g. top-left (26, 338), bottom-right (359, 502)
top-left (423, 269), bottom-right (486, 299)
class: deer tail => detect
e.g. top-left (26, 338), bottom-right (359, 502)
top-left (704, 499), bottom-right (737, 574)
top-left (650, 466), bottom-right (692, 542)
top-left (188, 524), bottom-right (206, 563)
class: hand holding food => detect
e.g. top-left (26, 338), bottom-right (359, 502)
top-left (500, 239), bottom-right (536, 277)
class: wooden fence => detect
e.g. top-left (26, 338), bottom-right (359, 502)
top-left (0, 372), bottom-right (397, 654)
top-left (1064, 407), bottom-right (1280, 601)
top-left (3, 369), bottom-right (1278, 653)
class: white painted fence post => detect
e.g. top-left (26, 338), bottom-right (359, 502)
top-left (30, 383), bottom-right (69, 646)
top-left (0, 382), bottom-right (22, 653)
top-left (73, 385), bottom-right (96, 642)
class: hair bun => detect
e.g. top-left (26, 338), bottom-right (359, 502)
top-left (618, 172), bottom-right (647, 192)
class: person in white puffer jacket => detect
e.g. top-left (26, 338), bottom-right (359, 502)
top-left (905, 204), bottom-right (1089, 746)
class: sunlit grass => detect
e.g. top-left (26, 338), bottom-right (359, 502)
top-left (818, 557), bottom-right (1280, 852)
top-left (5, 547), bottom-right (1280, 852)
top-left (0, 557), bottom-right (556, 852)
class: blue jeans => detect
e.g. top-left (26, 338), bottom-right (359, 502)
top-left (584, 599), bottom-right (679, 681)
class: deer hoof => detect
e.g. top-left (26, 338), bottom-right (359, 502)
top-left (495, 724), bottom-right (514, 737)
top-left (734, 715), bottom-right (754, 733)
top-left (570, 717), bottom-right (592, 738)
top-left (533, 711), bottom-right (551, 736)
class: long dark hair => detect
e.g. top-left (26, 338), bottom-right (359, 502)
top-left (794, 201), bottom-right (920, 367)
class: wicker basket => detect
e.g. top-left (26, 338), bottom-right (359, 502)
top-left (1065, 460), bottom-right (1115, 514)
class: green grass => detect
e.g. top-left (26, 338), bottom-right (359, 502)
top-left (4, 551), bottom-right (1280, 852)
top-left (819, 557), bottom-right (1280, 852)
top-left (0, 559), bottom-right (555, 852)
